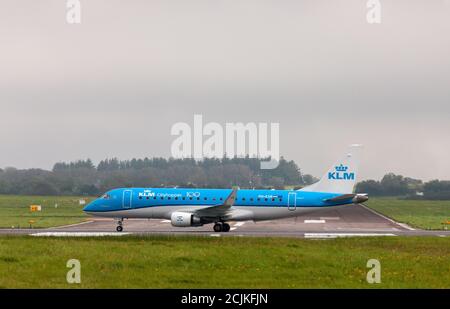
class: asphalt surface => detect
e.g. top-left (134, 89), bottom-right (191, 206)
top-left (1, 204), bottom-right (449, 238)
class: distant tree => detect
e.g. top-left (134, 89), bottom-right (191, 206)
top-left (423, 180), bottom-right (450, 200)
top-left (266, 177), bottom-right (285, 189)
top-left (380, 173), bottom-right (411, 196)
top-left (404, 177), bottom-right (423, 193)
top-left (26, 179), bottom-right (59, 196)
top-left (302, 174), bottom-right (319, 185)
top-left (75, 184), bottom-right (100, 196)
top-left (261, 157), bottom-right (302, 186)
top-left (52, 162), bottom-right (69, 172)
top-left (53, 159), bottom-right (95, 172)
top-left (355, 180), bottom-right (384, 196)
top-left (355, 174), bottom-right (412, 196)
top-left (97, 158), bottom-right (120, 171)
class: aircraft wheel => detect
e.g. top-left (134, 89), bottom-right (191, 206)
top-left (116, 225), bottom-right (123, 232)
top-left (222, 223), bottom-right (231, 232)
top-left (213, 223), bottom-right (223, 233)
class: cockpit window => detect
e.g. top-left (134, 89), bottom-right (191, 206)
top-left (101, 194), bottom-right (110, 199)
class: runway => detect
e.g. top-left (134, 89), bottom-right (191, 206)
top-left (1, 204), bottom-right (449, 238)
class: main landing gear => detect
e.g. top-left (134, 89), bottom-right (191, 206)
top-left (213, 222), bottom-right (231, 233)
top-left (116, 219), bottom-right (124, 232)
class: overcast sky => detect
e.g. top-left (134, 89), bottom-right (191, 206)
top-left (1, 0), bottom-right (449, 181)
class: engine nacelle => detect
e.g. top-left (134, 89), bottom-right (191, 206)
top-left (171, 212), bottom-right (202, 227)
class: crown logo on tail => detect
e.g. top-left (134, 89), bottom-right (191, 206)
top-left (335, 164), bottom-right (348, 172)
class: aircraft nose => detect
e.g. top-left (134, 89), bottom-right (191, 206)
top-left (83, 200), bottom-right (98, 213)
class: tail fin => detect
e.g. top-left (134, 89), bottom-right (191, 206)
top-left (299, 144), bottom-right (363, 194)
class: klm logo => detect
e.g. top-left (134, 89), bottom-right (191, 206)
top-left (138, 190), bottom-right (155, 198)
top-left (328, 164), bottom-right (355, 180)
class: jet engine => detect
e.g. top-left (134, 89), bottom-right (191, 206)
top-left (171, 212), bottom-right (203, 227)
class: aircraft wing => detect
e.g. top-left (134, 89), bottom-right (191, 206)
top-left (193, 187), bottom-right (238, 218)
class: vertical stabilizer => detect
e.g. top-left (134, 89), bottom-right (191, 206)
top-left (299, 145), bottom-right (363, 194)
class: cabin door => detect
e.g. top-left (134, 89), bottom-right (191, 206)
top-left (288, 192), bottom-right (297, 211)
top-left (123, 190), bottom-right (132, 209)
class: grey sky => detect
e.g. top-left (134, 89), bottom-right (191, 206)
top-left (1, 0), bottom-right (449, 181)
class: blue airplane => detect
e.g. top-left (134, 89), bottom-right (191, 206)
top-left (84, 145), bottom-right (368, 232)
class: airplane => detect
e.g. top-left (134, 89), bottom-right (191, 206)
top-left (83, 145), bottom-right (368, 232)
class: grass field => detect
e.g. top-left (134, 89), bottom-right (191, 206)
top-left (0, 195), bottom-right (92, 228)
top-left (0, 236), bottom-right (449, 288)
top-left (366, 198), bottom-right (450, 230)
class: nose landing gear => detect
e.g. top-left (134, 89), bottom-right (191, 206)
top-left (213, 222), bottom-right (231, 233)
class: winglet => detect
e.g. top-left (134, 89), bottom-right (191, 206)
top-left (193, 187), bottom-right (238, 218)
top-left (223, 187), bottom-right (239, 207)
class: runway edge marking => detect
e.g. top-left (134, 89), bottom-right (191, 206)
top-left (51, 220), bottom-right (94, 230)
top-left (30, 232), bottom-right (131, 237)
top-left (304, 233), bottom-right (397, 239)
top-left (358, 203), bottom-right (416, 231)
top-left (304, 220), bottom-right (326, 224)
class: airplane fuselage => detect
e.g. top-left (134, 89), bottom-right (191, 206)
top-left (84, 187), bottom-right (353, 222)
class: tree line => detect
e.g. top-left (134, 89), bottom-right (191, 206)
top-left (0, 158), bottom-right (449, 199)
top-left (0, 157), bottom-right (314, 196)
top-left (355, 173), bottom-right (450, 200)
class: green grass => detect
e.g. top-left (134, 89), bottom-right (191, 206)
top-left (366, 198), bottom-right (450, 230)
top-left (0, 236), bottom-right (449, 288)
top-left (0, 195), bottom-right (93, 228)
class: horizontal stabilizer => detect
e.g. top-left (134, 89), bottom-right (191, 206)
top-left (325, 193), bottom-right (369, 204)
top-left (324, 194), bottom-right (356, 202)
